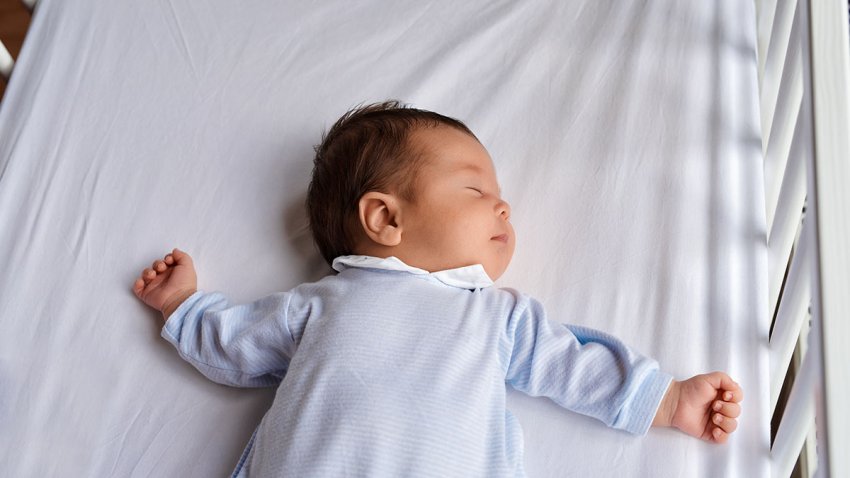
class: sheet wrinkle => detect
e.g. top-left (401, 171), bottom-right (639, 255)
top-left (0, 125), bottom-right (23, 195)
top-left (566, 5), bottom-right (647, 143)
top-left (373, 4), bottom-right (435, 61)
top-left (69, 163), bottom-right (99, 267)
top-left (23, 29), bottom-right (96, 261)
top-left (128, 411), bottom-right (189, 476)
top-left (479, 10), bottom-right (553, 115)
top-left (70, 215), bottom-right (90, 261)
top-left (390, 1), bottom-right (515, 95)
top-left (163, 0), bottom-right (199, 80)
top-left (461, 3), bottom-right (549, 119)
top-left (206, 36), bottom-right (252, 102)
top-left (106, 408), bottom-right (145, 477)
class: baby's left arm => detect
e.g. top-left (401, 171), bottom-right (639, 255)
top-left (652, 372), bottom-right (743, 443)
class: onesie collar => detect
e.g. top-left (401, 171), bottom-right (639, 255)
top-left (332, 255), bottom-right (494, 290)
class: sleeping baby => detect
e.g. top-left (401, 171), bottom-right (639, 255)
top-left (133, 101), bottom-right (743, 477)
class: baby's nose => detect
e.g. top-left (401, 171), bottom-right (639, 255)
top-left (496, 199), bottom-right (511, 220)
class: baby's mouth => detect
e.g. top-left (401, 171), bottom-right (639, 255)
top-left (491, 234), bottom-right (509, 243)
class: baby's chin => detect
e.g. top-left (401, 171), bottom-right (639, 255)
top-left (483, 260), bottom-right (511, 283)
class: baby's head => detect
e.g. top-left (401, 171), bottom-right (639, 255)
top-left (308, 101), bottom-right (515, 281)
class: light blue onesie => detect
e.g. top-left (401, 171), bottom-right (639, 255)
top-left (162, 255), bottom-right (672, 477)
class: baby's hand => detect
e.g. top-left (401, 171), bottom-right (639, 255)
top-left (655, 372), bottom-right (743, 443)
top-left (133, 248), bottom-right (198, 320)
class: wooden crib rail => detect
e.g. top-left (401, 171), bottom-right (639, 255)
top-left (757, 0), bottom-right (850, 476)
top-left (0, 40), bottom-right (12, 80)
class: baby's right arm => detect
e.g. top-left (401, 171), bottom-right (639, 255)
top-left (133, 248), bottom-right (198, 322)
top-left (134, 248), bottom-right (298, 388)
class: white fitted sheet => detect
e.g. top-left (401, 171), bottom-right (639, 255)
top-left (0, 0), bottom-right (769, 476)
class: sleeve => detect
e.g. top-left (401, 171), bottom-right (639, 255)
top-left (161, 290), bottom-right (300, 388)
top-left (502, 295), bottom-right (672, 435)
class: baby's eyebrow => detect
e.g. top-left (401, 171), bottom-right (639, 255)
top-left (454, 163), bottom-right (483, 174)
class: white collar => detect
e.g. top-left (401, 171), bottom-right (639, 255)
top-left (331, 255), bottom-right (494, 290)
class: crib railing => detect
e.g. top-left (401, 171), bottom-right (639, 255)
top-left (1, 0), bottom-right (36, 82)
top-left (755, 0), bottom-right (850, 477)
top-left (0, 41), bottom-right (13, 80)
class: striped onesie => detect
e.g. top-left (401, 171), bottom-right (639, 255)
top-left (163, 255), bottom-right (672, 477)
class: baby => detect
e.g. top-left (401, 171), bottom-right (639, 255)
top-left (133, 101), bottom-right (742, 477)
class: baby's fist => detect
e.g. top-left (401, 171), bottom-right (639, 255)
top-left (668, 372), bottom-right (743, 444)
top-left (133, 248), bottom-right (197, 319)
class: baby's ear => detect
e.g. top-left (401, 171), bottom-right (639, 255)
top-left (358, 192), bottom-right (403, 247)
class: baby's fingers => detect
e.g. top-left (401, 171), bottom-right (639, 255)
top-left (721, 387), bottom-right (744, 404)
top-left (713, 400), bottom-right (741, 418)
top-left (142, 268), bottom-right (156, 283)
top-left (712, 412), bottom-right (738, 434)
top-left (133, 278), bottom-right (145, 297)
top-left (712, 428), bottom-right (730, 444)
top-left (170, 248), bottom-right (193, 266)
top-left (704, 372), bottom-right (744, 403)
top-left (152, 260), bottom-right (167, 272)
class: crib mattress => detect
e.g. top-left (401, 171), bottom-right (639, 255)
top-left (0, 0), bottom-right (769, 476)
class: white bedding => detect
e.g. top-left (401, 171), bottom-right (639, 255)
top-left (0, 0), bottom-right (769, 476)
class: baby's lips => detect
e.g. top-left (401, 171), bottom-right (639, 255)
top-left (491, 234), bottom-right (509, 243)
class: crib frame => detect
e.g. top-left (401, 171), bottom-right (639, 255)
top-left (755, 0), bottom-right (850, 477)
top-left (0, 41), bottom-right (13, 80)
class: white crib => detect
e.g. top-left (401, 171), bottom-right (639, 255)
top-left (755, 0), bottom-right (850, 476)
top-left (0, 0), bottom-right (847, 476)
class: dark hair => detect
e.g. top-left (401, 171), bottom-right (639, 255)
top-left (307, 100), bottom-right (476, 266)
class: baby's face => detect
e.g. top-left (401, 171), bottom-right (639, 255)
top-left (399, 126), bottom-right (515, 281)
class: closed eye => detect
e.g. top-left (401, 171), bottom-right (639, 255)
top-left (467, 187), bottom-right (483, 195)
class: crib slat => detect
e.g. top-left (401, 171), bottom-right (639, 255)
top-left (763, 20), bottom-right (803, 233)
top-left (802, 0), bottom-right (850, 475)
top-left (771, 347), bottom-right (816, 478)
top-left (769, 218), bottom-right (810, 414)
top-left (0, 40), bottom-right (14, 80)
top-left (760, 0), bottom-right (798, 152)
top-left (767, 111), bottom-right (807, 316)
